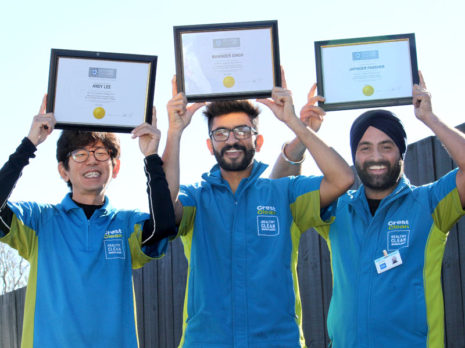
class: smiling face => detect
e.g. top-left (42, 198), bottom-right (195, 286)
top-left (58, 140), bottom-right (120, 204)
top-left (206, 112), bottom-right (263, 173)
top-left (354, 126), bottom-right (403, 199)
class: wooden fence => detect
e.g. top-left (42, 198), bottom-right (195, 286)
top-left (1, 125), bottom-right (465, 348)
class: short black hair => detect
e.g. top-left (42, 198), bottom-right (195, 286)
top-left (203, 100), bottom-right (260, 132)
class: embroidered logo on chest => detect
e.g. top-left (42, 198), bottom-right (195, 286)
top-left (256, 205), bottom-right (280, 237)
top-left (387, 220), bottom-right (410, 251)
top-left (104, 229), bottom-right (125, 259)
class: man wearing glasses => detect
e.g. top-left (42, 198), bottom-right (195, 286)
top-left (162, 77), bottom-right (354, 348)
top-left (0, 97), bottom-right (176, 348)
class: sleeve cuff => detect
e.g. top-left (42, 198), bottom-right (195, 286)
top-left (18, 137), bottom-right (37, 158)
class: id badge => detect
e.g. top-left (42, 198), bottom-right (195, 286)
top-left (374, 250), bottom-right (402, 274)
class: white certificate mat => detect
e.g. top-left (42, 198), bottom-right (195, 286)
top-left (54, 57), bottom-right (150, 128)
top-left (174, 21), bottom-right (280, 101)
top-left (181, 28), bottom-right (273, 96)
top-left (315, 34), bottom-right (419, 111)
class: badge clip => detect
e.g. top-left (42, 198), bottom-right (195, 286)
top-left (374, 249), bottom-right (402, 274)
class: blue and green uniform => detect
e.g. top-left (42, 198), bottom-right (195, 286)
top-left (176, 161), bottom-right (332, 348)
top-left (316, 169), bottom-right (465, 348)
top-left (2, 196), bottom-right (166, 348)
top-left (0, 137), bottom-right (176, 348)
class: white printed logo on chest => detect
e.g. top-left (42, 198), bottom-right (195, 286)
top-left (104, 229), bottom-right (126, 259)
top-left (387, 220), bottom-right (410, 251)
top-left (256, 205), bottom-right (280, 236)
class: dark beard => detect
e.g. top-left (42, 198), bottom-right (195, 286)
top-left (355, 159), bottom-right (403, 191)
top-left (213, 144), bottom-right (255, 171)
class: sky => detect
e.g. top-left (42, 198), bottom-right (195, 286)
top-left (1, 0), bottom-right (464, 212)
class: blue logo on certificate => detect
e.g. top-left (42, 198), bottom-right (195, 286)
top-left (352, 50), bottom-right (379, 61)
top-left (104, 239), bottom-right (125, 259)
top-left (387, 230), bottom-right (410, 251)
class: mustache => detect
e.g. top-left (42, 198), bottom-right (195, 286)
top-left (220, 144), bottom-right (247, 156)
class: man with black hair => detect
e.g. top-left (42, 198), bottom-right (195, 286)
top-left (272, 72), bottom-right (465, 347)
top-left (0, 96), bottom-right (176, 348)
top-left (162, 76), bottom-right (354, 347)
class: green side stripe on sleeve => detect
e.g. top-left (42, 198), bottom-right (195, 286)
top-left (424, 188), bottom-right (464, 348)
top-left (129, 223), bottom-right (155, 269)
top-left (424, 226), bottom-right (447, 348)
top-left (432, 188), bottom-right (465, 233)
top-left (178, 205), bottom-right (196, 238)
top-left (20, 238), bottom-right (39, 348)
top-left (290, 190), bottom-right (334, 234)
top-left (2, 216), bottom-right (38, 261)
top-left (289, 222), bottom-right (306, 347)
top-left (177, 206), bottom-right (196, 348)
top-left (289, 189), bottom-right (334, 347)
top-left (314, 224), bottom-right (331, 241)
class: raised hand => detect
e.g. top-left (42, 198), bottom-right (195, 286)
top-left (131, 107), bottom-right (161, 157)
top-left (299, 83), bottom-right (326, 132)
top-left (28, 95), bottom-right (56, 146)
top-left (257, 67), bottom-right (296, 125)
top-left (167, 76), bottom-right (205, 133)
top-left (413, 71), bottom-right (434, 122)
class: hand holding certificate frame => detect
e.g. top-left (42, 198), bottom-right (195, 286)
top-left (315, 33), bottom-right (419, 111)
top-left (47, 49), bottom-right (157, 132)
top-left (174, 20), bottom-right (281, 102)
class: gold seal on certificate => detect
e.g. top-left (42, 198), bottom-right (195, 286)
top-left (362, 85), bottom-right (374, 96)
top-left (47, 49), bottom-right (157, 133)
top-left (223, 76), bottom-right (235, 88)
top-left (314, 33), bottom-right (419, 111)
top-left (174, 21), bottom-right (281, 102)
top-left (93, 107), bottom-right (106, 119)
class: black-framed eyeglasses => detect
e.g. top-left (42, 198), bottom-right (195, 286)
top-left (68, 147), bottom-right (112, 163)
top-left (209, 125), bottom-right (258, 142)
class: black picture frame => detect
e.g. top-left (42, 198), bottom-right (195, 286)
top-left (314, 33), bottom-right (419, 111)
top-left (47, 49), bottom-right (157, 133)
top-left (174, 20), bottom-right (281, 102)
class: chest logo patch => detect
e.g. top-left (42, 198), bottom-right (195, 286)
top-left (256, 205), bottom-right (279, 236)
top-left (257, 216), bottom-right (280, 236)
top-left (104, 229), bottom-right (125, 259)
top-left (387, 220), bottom-right (410, 251)
top-left (104, 239), bottom-right (125, 259)
top-left (387, 230), bottom-right (410, 251)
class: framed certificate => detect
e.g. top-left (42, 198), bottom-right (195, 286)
top-left (315, 33), bottom-right (419, 111)
top-left (47, 49), bottom-right (157, 132)
top-left (174, 20), bottom-right (281, 102)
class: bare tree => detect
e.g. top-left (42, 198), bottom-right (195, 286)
top-left (0, 243), bottom-right (29, 294)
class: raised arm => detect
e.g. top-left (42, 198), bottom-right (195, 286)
top-left (1, 96), bottom-right (55, 235)
top-left (131, 107), bottom-right (161, 158)
top-left (258, 78), bottom-right (353, 208)
top-left (130, 108), bottom-right (176, 245)
top-left (27, 95), bottom-right (56, 147)
top-left (162, 77), bottom-right (205, 224)
top-left (269, 83), bottom-right (325, 179)
top-left (413, 71), bottom-right (465, 207)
